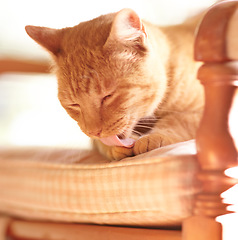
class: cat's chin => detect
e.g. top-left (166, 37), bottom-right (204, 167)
top-left (99, 135), bottom-right (135, 148)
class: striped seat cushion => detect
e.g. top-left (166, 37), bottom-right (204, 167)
top-left (0, 140), bottom-right (200, 227)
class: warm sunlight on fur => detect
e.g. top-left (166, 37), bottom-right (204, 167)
top-left (25, 9), bottom-right (204, 160)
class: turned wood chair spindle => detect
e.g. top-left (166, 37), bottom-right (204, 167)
top-left (183, 1), bottom-right (238, 240)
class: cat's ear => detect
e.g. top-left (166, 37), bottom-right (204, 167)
top-left (105, 8), bottom-right (147, 48)
top-left (25, 25), bottom-right (62, 56)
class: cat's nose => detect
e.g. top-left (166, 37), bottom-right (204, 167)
top-left (88, 129), bottom-right (102, 138)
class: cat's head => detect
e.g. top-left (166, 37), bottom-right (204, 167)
top-left (26, 9), bottom-right (168, 144)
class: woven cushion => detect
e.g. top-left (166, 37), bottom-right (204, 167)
top-left (0, 140), bottom-right (200, 227)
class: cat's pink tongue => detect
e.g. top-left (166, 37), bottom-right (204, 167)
top-left (100, 135), bottom-right (135, 148)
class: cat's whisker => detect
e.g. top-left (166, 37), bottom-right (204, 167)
top-left (134, 124), bottom-right (154, 130)
top-left (132, 129), bottom-right (143, 137)
top-left (135, 116), bottom-right (158, 121)
top-left (136, 120), bottom-right (158, 124)
top-left (136, 117), bottom-right (158, 121)
top-left (134, 108), bottom-right (200, 116)
top-left (157, 108), bottom-right (202, 114)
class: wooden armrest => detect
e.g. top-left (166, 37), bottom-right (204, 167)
top-left (184, 1), bottom-right (238, 240)
top-left (0, 58), bottom-right (50, 74)
top-left (3, 218), bottom-right (181, 240)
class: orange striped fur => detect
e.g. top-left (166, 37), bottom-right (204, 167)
top-left (26, 9), bottom-right (204, 160)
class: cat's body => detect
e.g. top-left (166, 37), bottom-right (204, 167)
top-left (26, 9), bottom-right (204, 160)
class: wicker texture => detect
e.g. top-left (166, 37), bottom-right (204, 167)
top-left (0, 141), bottom-right (200, 227)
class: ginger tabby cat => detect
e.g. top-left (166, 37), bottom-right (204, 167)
top-left (25, 9), bottom-right (204, 160)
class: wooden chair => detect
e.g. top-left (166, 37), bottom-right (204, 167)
top-left (0, 1), bottom-right (237, 239)
top-left (0, 58), bottom-right (49, 74)
top-left (183, 1), bottom-right (238, 239)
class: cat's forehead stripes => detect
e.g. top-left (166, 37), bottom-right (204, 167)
top-left (60, 66), bottom-right (117, 101)
top-left (119, 83), bottom-right (151, 90)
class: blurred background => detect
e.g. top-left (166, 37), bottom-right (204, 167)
top-left (0, 0), bottom-right (220, 149)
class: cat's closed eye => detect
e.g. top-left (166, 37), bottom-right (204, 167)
top-left (69, 103), bottom-right (81, 108)
top-left (101, 94), bottom-right (112, 104)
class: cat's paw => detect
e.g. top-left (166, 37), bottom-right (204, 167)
top-left (93, 139), bottom-right (134, 161)
top-left (133, 134), bottom-right (164, 155)
top-left (107, 146), bottom-right (134, 161)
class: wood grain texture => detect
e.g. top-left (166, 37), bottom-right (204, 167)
top-left (0, 58), bottom-right (50, 74)
top-left (7, 220), bottom-right (182, 240)
top-left (227, 4), bottom-right (238, 59)
top-left (184, 1), bottom-right (238, 240)
top-left (194, 1), bottom-right (238, 62)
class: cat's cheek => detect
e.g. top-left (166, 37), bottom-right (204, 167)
top-left (64, 108), bottom-right (80, 122)
top-left (76, 122), bottom-right (88, 137)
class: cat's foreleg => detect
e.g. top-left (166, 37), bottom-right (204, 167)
top-left (133, 112), bottom-right (200, 155)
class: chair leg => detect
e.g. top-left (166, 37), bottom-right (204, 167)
top-left (183, 216), bottom-right (222, 240)
top-left (183, 2), bottom-right (238, 240)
